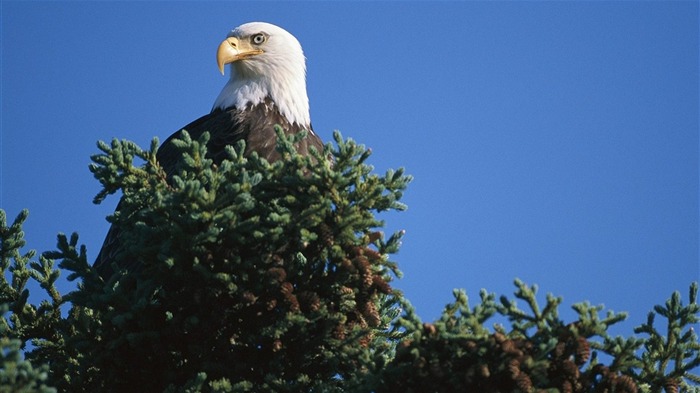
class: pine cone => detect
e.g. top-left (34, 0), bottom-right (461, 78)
top-left (298, 291), bottom-right (321, 312)
top-left (372, 274), bottom-right (392, 294)
top-left (562, 380), bottom-right (573, 393)
top-left (266, 267), bottom-right (287, 283)
top-left (319, 223), bottom-right (334, 246)
top-left (561, 359), bottom-right (579, 380)
top-left (575, 336), bottom-right (591, 365)
top-left (515, 372), bottom-right (533, 392)
top-left (423, 323), bottom-right (437, 336)
top-left (507, 358), bottom-right (521, 379)
top-left (280, 282), bottom-right (299, 311)
top-left (662, 377), bottom-right (679, 393)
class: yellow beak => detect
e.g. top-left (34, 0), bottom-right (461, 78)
top-left (217, 37), bottom-right (264, 75)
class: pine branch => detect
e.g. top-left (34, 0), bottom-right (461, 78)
top-left (634, 283), bottom-right (699, 393)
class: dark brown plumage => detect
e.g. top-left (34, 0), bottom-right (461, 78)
top-left (160, 100), bottom-right (322, 168)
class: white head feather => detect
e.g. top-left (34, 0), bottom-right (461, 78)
top-left (212, 22), bottom-right (311, 127)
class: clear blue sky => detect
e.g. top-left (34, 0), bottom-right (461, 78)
top-left (2, 2), bottom-right (698, 337)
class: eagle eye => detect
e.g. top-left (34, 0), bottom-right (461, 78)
top-left (252, 33), bottom-right (266, 45)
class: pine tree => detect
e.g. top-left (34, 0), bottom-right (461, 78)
top-left (1, 131), bottom-right (698, 392)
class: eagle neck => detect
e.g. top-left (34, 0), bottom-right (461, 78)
top-left (212, 71), bottom-right (310, 128)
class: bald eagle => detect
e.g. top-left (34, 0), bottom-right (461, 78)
top-left (94, 22), bottom-right (323, 278)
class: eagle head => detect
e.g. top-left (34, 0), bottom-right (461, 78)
top-left (212, 22), bottom-right (310, 127)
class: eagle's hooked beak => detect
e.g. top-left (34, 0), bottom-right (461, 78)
top-left (217, 37), bottom-right (264, 75)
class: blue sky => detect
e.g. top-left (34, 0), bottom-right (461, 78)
top-left (2, 2), bottom-right (698, 338)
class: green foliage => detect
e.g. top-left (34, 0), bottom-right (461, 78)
top-left (634, 283), bottom-right (700, 393)
top-left (5, 130), bottom-right (411, 392)
top-left (0, 210), bottom-right (62, 393)
top-left (1, 131), bottom-right (698, 392)
top-left (0, 333), bottom-right (55, 393)
top-left (374, 280), bottom-right (699, 393)
top-left (1, 209), bottom-right (63, 344)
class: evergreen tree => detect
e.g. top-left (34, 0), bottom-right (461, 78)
top-left (1, 131), bottom-right (698, 392)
